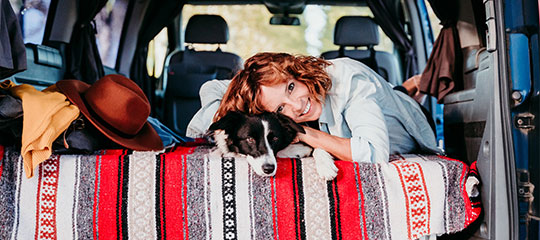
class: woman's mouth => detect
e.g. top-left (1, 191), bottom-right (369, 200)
top-left (301, 99), bottom-right (311, 116)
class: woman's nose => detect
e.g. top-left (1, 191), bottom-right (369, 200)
top-left (288, 97), bottom-right (303, 114)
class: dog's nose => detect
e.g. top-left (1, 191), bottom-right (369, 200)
top-left (262, 164), bottom-right (275, 174)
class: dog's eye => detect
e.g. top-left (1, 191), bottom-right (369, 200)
top-left (246, 137), bottom-right (255, 144)
top-left (267, 133), bottom-right (278, 143)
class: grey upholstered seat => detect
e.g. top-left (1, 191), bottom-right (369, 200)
top-left (321, 16), bottom-right (402, 86)
top-left (162, 14), bottom-right (242, 135)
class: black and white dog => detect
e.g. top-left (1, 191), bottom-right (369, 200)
top-left (207, 111), bottom-right (338, 180)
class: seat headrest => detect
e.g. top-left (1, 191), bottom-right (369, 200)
top-left (334, 16), bottom-right (379, 46)
top-left (185, 14), bottom-right (229, 44)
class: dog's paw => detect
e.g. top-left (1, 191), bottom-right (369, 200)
top-left (277, 143), bottom-right (313, 158)
top-left (313, 148), bottom-right (338, 181)
top-left (209, 146), bottom-right (239, 159)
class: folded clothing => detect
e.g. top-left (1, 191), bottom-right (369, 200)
top-left (52, 115), bottom-right (121, 154)
top-left (0, 90), bottom-right (22, 146)
top-left (0, 80), bottom-right (79, 178)
top-left (147, 116), bottom-right (194, 147)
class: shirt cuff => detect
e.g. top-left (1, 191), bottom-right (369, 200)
top-left (350, 136), bottom-right (389, 163)
top-left (350, 136), bottom-right (374, 163)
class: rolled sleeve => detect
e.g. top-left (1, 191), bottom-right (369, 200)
top-left (199, 80), bottom-right (231, 106)
top-left (324, 58), bottom-right (395, 163)
top-left (186, 80), bottom-right (230, 137)
top-left (343, 94), bottom-right (389, 163)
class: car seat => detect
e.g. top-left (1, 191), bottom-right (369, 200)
top-left (161, 14), bottom-right (243, 136)
top-left (5, 44), bottom-right (64, 90)
top-left (321, 16), bottom-right (402, 86)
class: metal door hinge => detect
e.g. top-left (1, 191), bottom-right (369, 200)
top-left (514, 113), bottom-right (535, 130)
top-left (518, 170), bottom-right (535, 202)
top-left (484, 0), bottom-right (497, 52)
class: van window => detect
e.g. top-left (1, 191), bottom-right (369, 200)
top-left (95, 0), bottom-right (129, 68)
top-left (315, 5), bottom-right (394, 55)
top-left (9, 0), bottom-right (51, 44)
top-left (424, 0), bottom-right (442, 39)
top-left (147, 28), bottom-right (169, 79)
top-left (181, 4), bottom-right (394, 59)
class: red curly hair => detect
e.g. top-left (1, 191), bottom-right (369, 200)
top-left (214, 52), bottom-right (332, 122)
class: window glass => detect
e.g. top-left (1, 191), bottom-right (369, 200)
top-left (8, 0), bottom-right (22, 16)
top-left (10, 0), bottom-right (51, 44)
top-left (425, 0), bottom-right (442, 39)
top-left (95, 0), bottom-right (128, 68)
top-left (181, 4), bottom-right (394, 59)
top-left (318, 6), bottom-right (394, 54)
top-left (147, 28), bottom-right (169, 79)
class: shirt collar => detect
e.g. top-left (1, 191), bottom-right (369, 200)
top-left (318, 97), bottom-right (334, 127)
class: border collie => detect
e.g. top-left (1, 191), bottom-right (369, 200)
top-left (207, 111), bottom-right (338, 180)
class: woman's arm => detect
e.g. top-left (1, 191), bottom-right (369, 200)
top-left (297, 91), bottom-right (389, 163)
top-left (199, 80), bottom-right (231, 106)
top-left (342, 98), bottom-right (390, 163)
top-left (300, 58), bottom-right (390, 163)
top-left (298, 127), bottom-right (353, 161)
top-left (401, 74), bottom-right (426, 103)
top-left (186, 80), bottom-right (231, 137)
top-left (297, 98), bottom-right (389, 163)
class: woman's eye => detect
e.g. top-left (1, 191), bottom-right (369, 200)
top-left (287, 82), bottom-right (295, 92)
top-left (276, 106), bottom-right (284, 113)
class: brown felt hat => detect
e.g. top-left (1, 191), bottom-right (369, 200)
top-left (56, 74), bottom-right (163, 151)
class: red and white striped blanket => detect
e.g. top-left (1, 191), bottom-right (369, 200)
top-left (0, 143), bottom-right (481, 240)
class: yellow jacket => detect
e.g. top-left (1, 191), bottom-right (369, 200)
top-left (0, 80), bottom-right (79, 178)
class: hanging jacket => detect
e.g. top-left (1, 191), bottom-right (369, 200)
top-left (0, 88), bottom-right (23, 145)
top-left (0, 0), bottom-right (27, 78)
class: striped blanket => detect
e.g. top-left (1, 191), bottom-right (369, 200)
top-left (0, 144), bottom-right (481, 240)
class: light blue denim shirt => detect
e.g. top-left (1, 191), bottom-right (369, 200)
top-left (186, 58), bottom-right (441, 163)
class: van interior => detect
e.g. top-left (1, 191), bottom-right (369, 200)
top-left (2, 0), bottom-right (539, 239)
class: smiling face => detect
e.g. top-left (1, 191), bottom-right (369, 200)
top-left (213, 53), bottom-right (332, 123)
top-left (259, 79), bottom-right (323, 123)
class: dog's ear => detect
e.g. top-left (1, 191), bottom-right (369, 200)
top-left (208, 111), bottom-right (245, 132)
top-left (275, 113), bottom-right (306, 134)
top-left (206, 111), bottom-right (246, 153)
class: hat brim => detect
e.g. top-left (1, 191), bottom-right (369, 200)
top-left (56, 79), bottom-right (164, 151)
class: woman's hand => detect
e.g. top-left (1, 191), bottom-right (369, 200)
top-left (297, 126), bottom-right (353, 162)
top-left (402, 74), bottom-right (425, 103)
top-left (402, 74), bottom-right (420, 95)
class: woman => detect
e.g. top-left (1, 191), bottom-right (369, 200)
top-left (187, 52), bottom-right (441, 163)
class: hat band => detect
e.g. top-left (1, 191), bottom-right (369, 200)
top-left (82, 97), bottom-right (140, 139)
